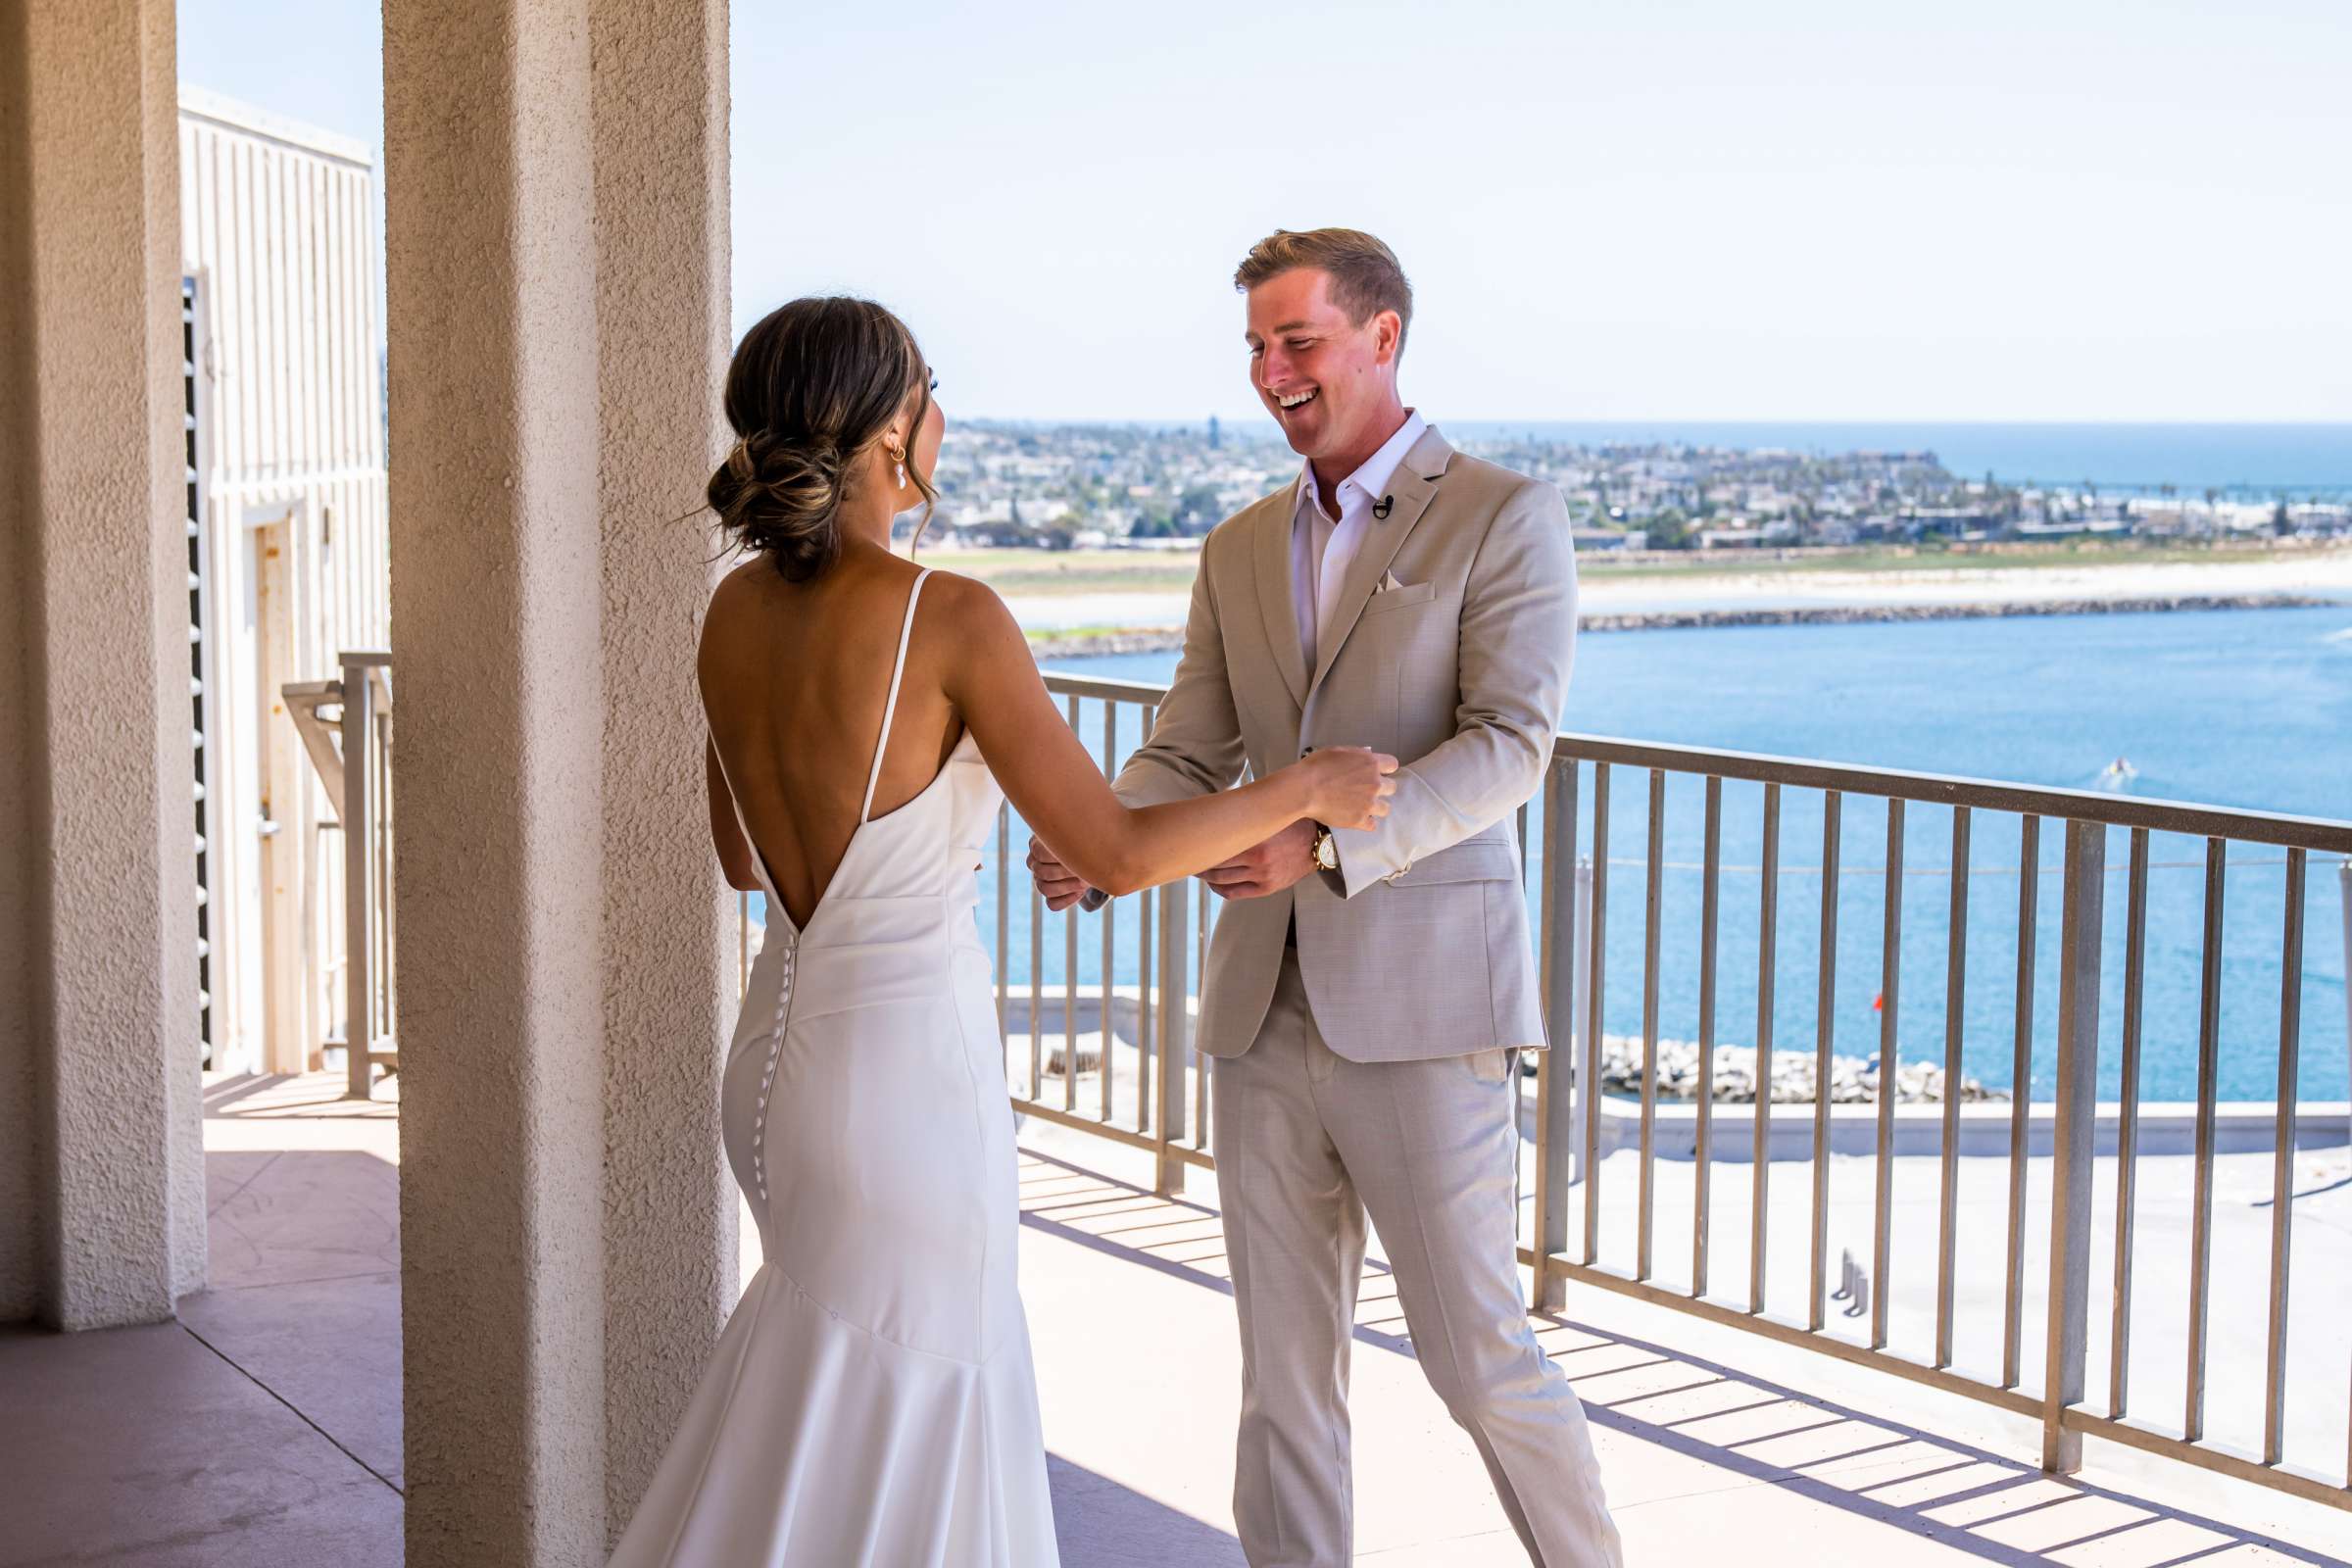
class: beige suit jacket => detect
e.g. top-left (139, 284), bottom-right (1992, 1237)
top-left (1110, 424), bottom-right (1577, 1061)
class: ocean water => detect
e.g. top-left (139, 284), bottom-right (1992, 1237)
top-left (971, 605), bottom-right (2352, 1104)
top-left (1441, 421), bottom-right (2352, 498)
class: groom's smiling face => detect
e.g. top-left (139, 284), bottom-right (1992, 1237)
top-left (1244, 268), bottom-right (1400, 464)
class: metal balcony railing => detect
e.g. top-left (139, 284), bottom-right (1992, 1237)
top-left (285, 651), bottom-right (397, 1098)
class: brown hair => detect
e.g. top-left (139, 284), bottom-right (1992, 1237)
top-left (1233, 227), bottom-right (1414, 355)
top-left (708, 296), bottom-right (938, 581)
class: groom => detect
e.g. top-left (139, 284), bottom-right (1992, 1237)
top-left (1030, 228), bottom-right (1622, 1567)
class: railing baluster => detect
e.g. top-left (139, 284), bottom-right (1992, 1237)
top-left (2185, 836), bottom-right (2225, 1443)
top-left (1873, 797), bottom-right (1903, 1350)
top-left (1750, 782), bottom-right (1781, 1316)
top-left (2264, 847), bottom-right (2306, 1466)
top-left (1693, 776), bottom-right (1722, 1300)
top-left (2109, 826), bottom-right (2148, 1416)
top-left (1153, 874), bottom-right (1191, 1197)
top-left (1582, 764), bottom-right (1610, 1265)
top-left (1810, 790), bottom-right (1840, 1333)
top-left (1065, 696), bottom-right (1081, 1111)
top-left (2003, 813), bottom-right (2040, 1390)
top-left (1102, 699), bottom-right (1117, 1124)
top-left (343, 656), bottom-right (374, 1098)
top-left (1030, 875), bottom-right (1044, 1102)
top-left (1137, 706), bottom-right (1154, 1135)
top-left (2042, 818), bottom-right (2105, 1475)
top-left (1639, 768), bottom-right (1664, 1282)
top-left (1936, 806), bottom-right (1970, 1369)
top-left (1195, 876), bottom-right (1211, 1151)
top-left (1534, 757), bottom-right (1579, 1311)
top-left (996, 808), bottom-right (1009, 1036)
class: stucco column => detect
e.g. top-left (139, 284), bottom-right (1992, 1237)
top-left (384, 2), bottom-right (608, 1560)
top-left (589, 0), bottom-right (737, 1541)
top-left (387, 0), bottom-right (737, 1559)
top-left (0, 0), bottom-right (205, 1330)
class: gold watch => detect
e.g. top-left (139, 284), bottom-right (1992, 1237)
top-left (1311, 824), bottom-right (1340, 872)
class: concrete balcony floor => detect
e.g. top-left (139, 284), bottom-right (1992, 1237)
top-left (2, 1073), bottom-right (2345, 1566)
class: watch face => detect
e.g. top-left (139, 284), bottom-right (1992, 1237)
top-left (1315, 831), bottom-right (1339, 869)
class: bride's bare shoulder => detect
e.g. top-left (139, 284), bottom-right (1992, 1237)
top-left (705, 558), bottom-right (776, 624)
top-left (914, 567), bottom-right (1016, 635)
top-left (698, 561), bottom-right (800, 690)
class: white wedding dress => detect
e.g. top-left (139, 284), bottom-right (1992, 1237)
top-left (611, 569), bottom-right (1060, 1566)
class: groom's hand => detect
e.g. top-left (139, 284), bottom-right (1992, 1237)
top-left (1026, 836), bottom-right (1095, 911)
top-left (1202, 818), bottom-right (1317, 901)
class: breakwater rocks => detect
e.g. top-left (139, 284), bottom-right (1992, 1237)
top-left (1577, 591), bottom-right (2329, 634)
top-left (1029, 628), bottom-right (1188, 658)
top-left (1025, 591), bottom-right (2331, 658)
top-left (1586, 1034), bottom-right (2009, 1104)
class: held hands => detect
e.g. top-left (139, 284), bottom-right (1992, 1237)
top-left (1026, 836), bottom-right (1093, 912)
top-left (1205, 747), bottom-right (1397, 903)
top-left (1025, 748), bottom-right (1396, 909)
top-left (1201, 818), bottom-right (1315, 901)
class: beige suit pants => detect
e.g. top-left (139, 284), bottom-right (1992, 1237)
top-left (1211, 952), bottom-right (1624, 1568)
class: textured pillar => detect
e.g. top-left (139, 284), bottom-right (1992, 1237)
top-left (590, 0), bottom-right (736, 1542)
top-left (0, 0), bottom-right (204, 1330)
top-left (384, 2), bottom-right (608, 1561)
top-left (0, 0), bottom-right (39, 1330)
top-left (388, 0), bottom-right (736, 1559)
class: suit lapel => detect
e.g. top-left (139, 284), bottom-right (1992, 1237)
top-left (1305, 426), bottom-right (1453, 699)
top-left (1251, 489), bottom-right (1309, 710)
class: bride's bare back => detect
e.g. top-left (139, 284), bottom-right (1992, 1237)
top-left (700, 551), bottom-right (962, 932)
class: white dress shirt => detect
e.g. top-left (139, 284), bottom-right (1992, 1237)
top-left (1290, 410), bottom-right (1427, 673)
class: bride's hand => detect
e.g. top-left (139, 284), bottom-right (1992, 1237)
top-left (1298, 746), bottom-right (1398, 831)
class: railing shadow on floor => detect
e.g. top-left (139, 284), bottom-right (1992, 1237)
top-left (1014, 1146), bottom-right (2343, 1568)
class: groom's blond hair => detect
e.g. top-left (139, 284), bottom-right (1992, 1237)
top-left (1234, 227), bottom-right (1413, 357)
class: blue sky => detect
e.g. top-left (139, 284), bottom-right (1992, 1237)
top-left (180, 0), bottom-right (2350, 423)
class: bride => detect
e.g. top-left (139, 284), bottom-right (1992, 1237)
top-left (607, 296), bottom-right (1395, 1567)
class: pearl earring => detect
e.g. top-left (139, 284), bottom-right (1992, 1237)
top-left (891, 447), bottom-right (906, 489)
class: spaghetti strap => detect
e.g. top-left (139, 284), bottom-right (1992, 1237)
top-left (860, 568), bottom-right (932, 823)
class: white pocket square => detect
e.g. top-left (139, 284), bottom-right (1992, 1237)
top-left (1376, 570), bottom-right (1413, 593)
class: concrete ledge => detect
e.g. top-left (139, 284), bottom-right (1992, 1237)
top-left (1521, 1092), bottom-right (2352, 1161)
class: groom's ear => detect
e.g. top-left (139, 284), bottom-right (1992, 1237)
top-left (1370, 308), bottom-right (1404, 369)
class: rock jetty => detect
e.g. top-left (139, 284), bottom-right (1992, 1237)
top-left (1580, 1033), bottom-right (2008, 1104)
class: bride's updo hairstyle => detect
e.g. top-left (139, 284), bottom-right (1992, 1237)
top-left (708, 296), bottom-right (938, 581)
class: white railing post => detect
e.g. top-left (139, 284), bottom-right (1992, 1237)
top-left (2340, 860), bottom-right (2351, 1155)
top-left (1574, 856), bottom-right (1594, 1166)
top-left (2043, 818), bottom-right (2106, 1473)
top-left (1533, 766), bottom-right (1579, 1310)
top-left (338, 651), bottom-right (393, 1100)
top-left (342, 653), bottom-right (374, 1099)
top-left (1153, 876), bottom-right (1192, 1197)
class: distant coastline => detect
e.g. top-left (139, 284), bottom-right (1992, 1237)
top-left (1388, 420), bottom-right (2352, 498)
top-left (1024, 589), bottom-right (2335, 658)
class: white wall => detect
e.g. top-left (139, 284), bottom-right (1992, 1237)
top-left (178, 87), bottom-right (389, 1075)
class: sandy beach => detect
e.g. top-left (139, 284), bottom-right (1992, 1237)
top-left (921, 541), bottom-right (2352, 644)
